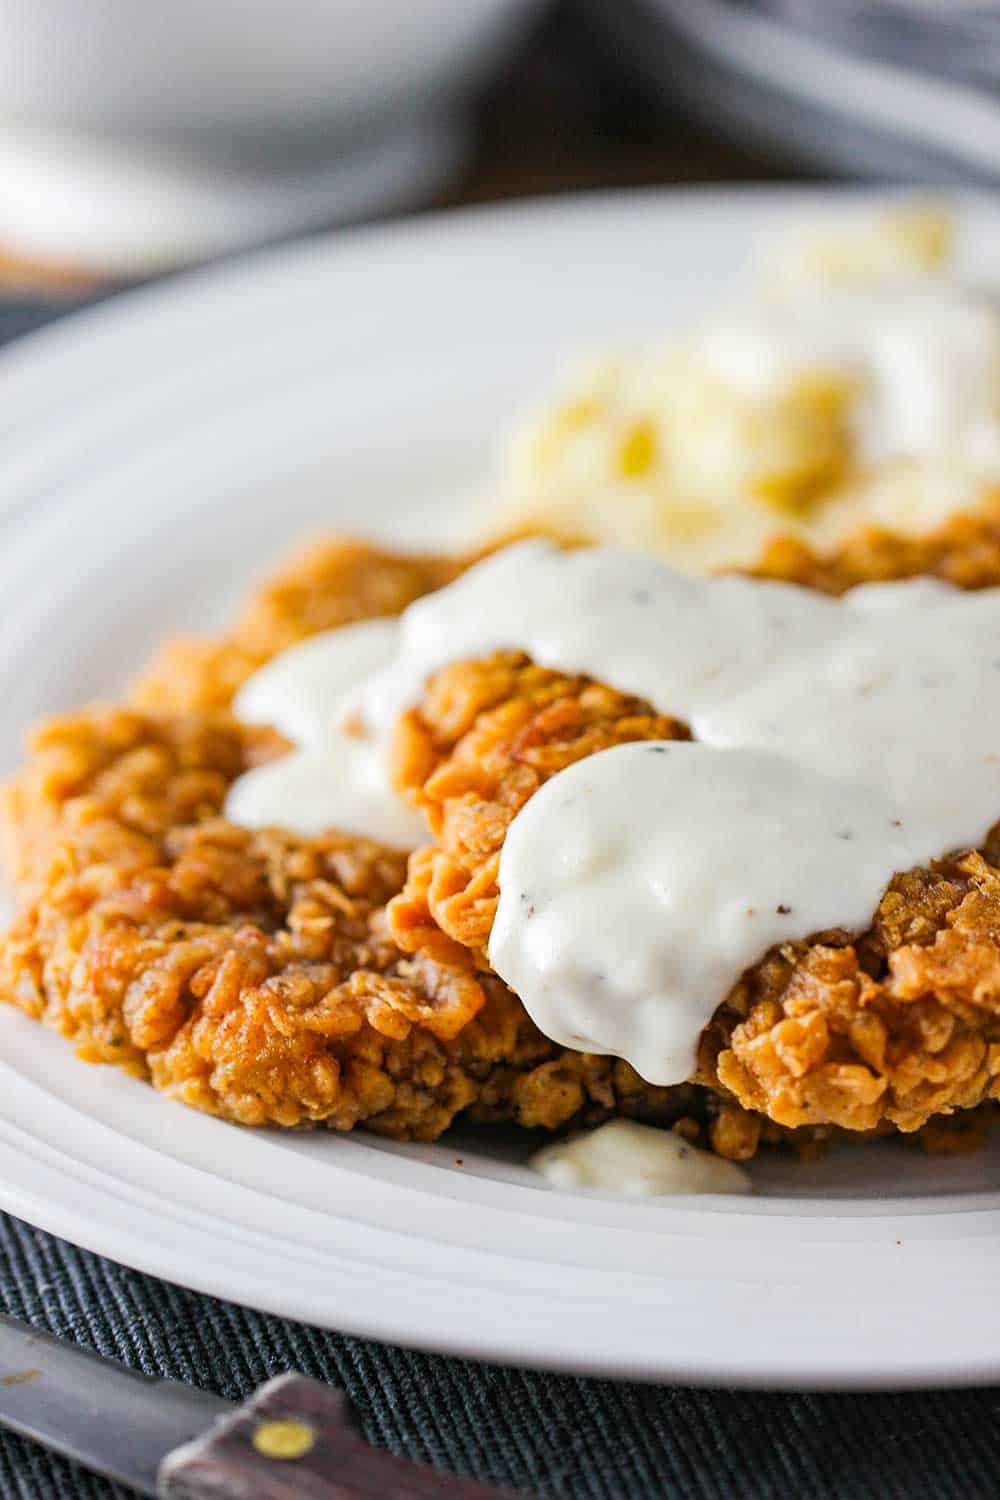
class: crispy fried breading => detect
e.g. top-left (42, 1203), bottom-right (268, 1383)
top-left (5, 517), bottom-right (1000, 1152)
top-left (0, 706), bottom-right (534, 1133)
top-left (388, 655), bottom-right (689, 964)
top-left (133, 537), bottom-right (461, 713)
top-left (0, 544), bottom-right (747, 1147)
top-left (751, 493), bottom-right (1000, 595)
top-left (710, 853), bottom-right (1000, 1133)
top-left (0, 708), bottom-right (747, 1142)
top-left (1, 706), bottom-right (284, 893)
top-left (389, 513), bottom-right (1000, 1139)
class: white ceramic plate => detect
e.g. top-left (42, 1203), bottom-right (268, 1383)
top-left (2, 187), bottom-right (1000, 1389)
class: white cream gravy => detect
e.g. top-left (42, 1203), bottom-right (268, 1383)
top-left (228, 618), bottom-right (426, 848)
top-left (493, 744), bottom-right (913, 1086)
top-left (530, 1120), bottom-right (751, 1197)
top-left (227, 541), bottom-right (1000, 1087)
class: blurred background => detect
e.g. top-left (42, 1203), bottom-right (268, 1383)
top-left (2, 0), bottom-right (998, 326)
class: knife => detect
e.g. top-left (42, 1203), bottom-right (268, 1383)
top-left (0, 1311), bottom-right (516, 1497)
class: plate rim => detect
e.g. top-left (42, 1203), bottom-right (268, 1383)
top-left (3, 182), bottom-right (1000, 1387)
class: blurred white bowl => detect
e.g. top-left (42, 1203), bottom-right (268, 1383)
top-left (0, 0), bottom-right (547, 273)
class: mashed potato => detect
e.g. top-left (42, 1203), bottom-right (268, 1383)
top-left (486, 204), bottom-right (1000, 572)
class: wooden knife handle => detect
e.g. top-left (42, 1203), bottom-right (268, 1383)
top-left (157, 1372), bottom-right (519, 1499)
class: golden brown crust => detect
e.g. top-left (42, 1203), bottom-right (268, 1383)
top-left (388, 654), bottom-right (689, 964)
top-left (0, 543), bottom-right (733, 1145)
top-left (0, 709), bottom-right (734, 1142)
top-left (6, 517), bottom-right (1000, 1153)
top-left (706, 853), bottom-right (1000, 1134)
top-left (133, 536), bottom-right (462, 713)
top-left (751, 492), bottom-right (1000, 595)
top-left (0, 535), bottom-right (529, 1139)
top-left (0, 705), bottom-right (540, 1135)
top-left (390, 659), bottom-right (1000, 1137)
top-left (389, 509), bottom-right (1000, 1140)
top-left (1, 706), bottom-right (284, 894)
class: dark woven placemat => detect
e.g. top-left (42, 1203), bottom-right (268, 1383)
top-left (0, 1209), bottom-right (997, 1500)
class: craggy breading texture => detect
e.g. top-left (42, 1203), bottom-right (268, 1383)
top-left (0, 539), bottom-right (741, 1148)
top-left (751, 494), bottom-right (1000, 595)
top-left (0, 707), bottom-right (527, 1136)
top-left (133, 537), bottom-right (462, 713)
top-left (389, 508), bottom-right (1000, 1140)
top-left (4, 520), bottom-right (1000, 1153)
top-left (0, 711), bottom-right (730, 1142)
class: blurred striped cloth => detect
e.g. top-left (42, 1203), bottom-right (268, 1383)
top-left (580, 0), bottom-right (1000, 182)
top-left (772, 2), bottom-right (1000, 82)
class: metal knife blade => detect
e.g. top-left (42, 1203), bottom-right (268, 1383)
top-left (0, 1311), bottom-right (231, 1495)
